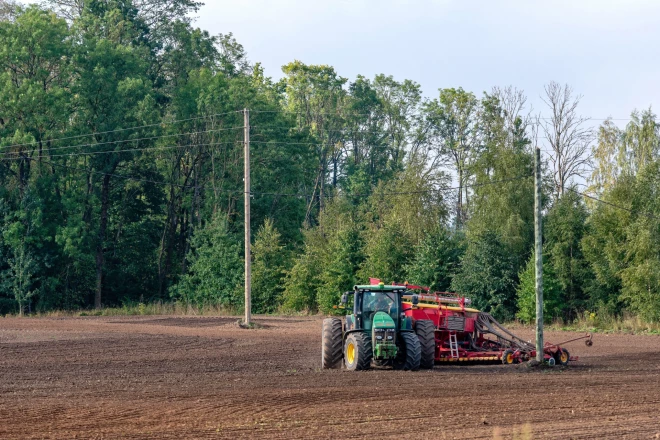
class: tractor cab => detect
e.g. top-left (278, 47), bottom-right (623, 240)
top-left (342, 284), bottom-right (412, 333)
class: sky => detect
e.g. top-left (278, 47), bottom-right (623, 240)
top-left (195, 0), bottom-right (660, 128)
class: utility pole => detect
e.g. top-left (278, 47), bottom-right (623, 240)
top-left (244, 108), bottom-right (251, 326)
top-left (534, 147), bottom-right (543, 362)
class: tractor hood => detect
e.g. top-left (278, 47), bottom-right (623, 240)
top-left (372, 311), bottom-right (396, 329)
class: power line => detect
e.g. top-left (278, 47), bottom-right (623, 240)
top-left (566, 187), bottom-right (656, 220)
top-left (20, 156), bottom-right (245, 193)
top-left (0, 111), bottom-right (244, 151)
top-left (250, 125), bottom-right (554, 141)
top-left (0, 126), bottom-right (244, 155)
top-left (251, 109), bottom-right (637, 122)
top-left (250, 110), bottom-right (385, 118)
top-left (23, 156), bottom-right (191, 189)
top-left (0, 109), bottom-right (639, 153)
top-left (538, 117), bottom-right (631, 122)
top-left (250, 175), bottom-right (532, 198)
top-left (0, 140), bottom-right (241, 160)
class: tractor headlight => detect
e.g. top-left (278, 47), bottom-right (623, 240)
top-left (385, 329), bottom-right (395, 342)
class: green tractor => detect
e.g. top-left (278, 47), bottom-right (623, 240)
top-left (321, 283), bottom-right (436, 371)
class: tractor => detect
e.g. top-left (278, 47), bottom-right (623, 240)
top-left (321, 283), bottom-right (436, 371)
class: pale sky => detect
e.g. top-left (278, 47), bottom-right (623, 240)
top-left (196, 0), bottom-right (660, 128)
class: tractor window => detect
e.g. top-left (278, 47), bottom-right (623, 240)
top-left (363, 291), bottom-right (397, 317)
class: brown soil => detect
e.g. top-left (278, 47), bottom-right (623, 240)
top-left (1, 316), bottom-right (659, 439)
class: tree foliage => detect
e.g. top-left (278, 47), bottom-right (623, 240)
top-left (516, 253), bottom-right (562, 324)
top-left (170, 214), bottom-right (242, 309)
top-left (0, 3), bottom-right (658, 324)
top-left (252, 219), bottom-right (287, 314)
top-left (451, 231), bottom-right (519, 321)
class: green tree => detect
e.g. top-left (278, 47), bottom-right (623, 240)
top-left (252, 219), bottom-right (287, 314)
top-left (282, 227), bottom-right (326, 312)
top-left (467, 131), bottom-right (534, 267)
top-left (516, 253), bottom-right (562, 324)
top-left (316, 224), bottom-right (364, 313)
top-left (618, 161), bottom-right (660, 321)
top-left (544, 190), bottom-right (592, 318)
top-left (404, 227), bottom-right (464, 291)
top-left (581, 178), bottom-right (632, 314)
top-left (170, 214), bottom-right (243, 309)
top-left (423, 88), bottom-right (481, 226)
top-left (281, 61), bottom-right (347, 219)
top-left (590, 109), bottom-right (659, 194)
top-left (359, 219), bottom-right (414, 286)
top-left (582, 159), bottom-right (660, 320)
top-left (7, 239), bottom-right (37, 316)
top-left (282, 195), bottom-right (366, 313)
top-left (451, 231), bottom-right (518, 321)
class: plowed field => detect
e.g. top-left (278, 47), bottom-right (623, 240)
top-left (1, 316), bottom-right (659, 439)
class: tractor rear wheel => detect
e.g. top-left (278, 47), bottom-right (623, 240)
top-left (344, 332), bottom-right (372, 371)
top-left (321, 318), bottom-right (343, 369)
top-left (393, 331), bottom-right (421, 371)
top-left (415, 320), bottom-right (436, 369)
top-left (555, 348), bottom-right (570, 366)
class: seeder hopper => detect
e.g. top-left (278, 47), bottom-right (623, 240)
top-left (371, 278), bottom-right (593, 366)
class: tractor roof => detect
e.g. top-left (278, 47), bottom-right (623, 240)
top-left (354, 284), bottom-right (405, 292)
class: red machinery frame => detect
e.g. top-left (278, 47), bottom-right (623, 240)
top-left (370, 278), bottom-right (592, 365)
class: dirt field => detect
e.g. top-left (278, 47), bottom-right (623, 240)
top-left (0, 316), bottom-right (659, 439)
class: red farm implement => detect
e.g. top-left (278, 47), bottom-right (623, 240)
top-left (369, 278), bottom-right (593, 366)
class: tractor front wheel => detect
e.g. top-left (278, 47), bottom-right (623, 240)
top-left (415, 320), bottom-right (436, 369)
top-left (322, 318), bottom-right (343, 369)
top-left (393, 331), bottom-right (421, 371)
top-left (344, 333), bottom-right (372, 371)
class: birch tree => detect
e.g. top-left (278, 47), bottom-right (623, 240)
top-left (541, 82), bottom-right (593, 197)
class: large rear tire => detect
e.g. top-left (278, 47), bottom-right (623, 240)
top-left (415, 320), bottom-right (436, 369)
top-left (321, 318), bottom-right (343, 369)
top-left (393, 331), bottom-right (421, 371)
top-left (344, 332), bottom-right (372, 371)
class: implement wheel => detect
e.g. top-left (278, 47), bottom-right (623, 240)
top-left (555, 348), bottom-right (570, 366)
top-left (502, 349), bottom-right (515, 365)
top-left (393, 331), bottom-right (421, 371)
top-left (344, 333), bottom-right (372, 371)
top-left (321, 318), bottom-right (343, 369)
top-left (415, 320), bottom-right (436, 369)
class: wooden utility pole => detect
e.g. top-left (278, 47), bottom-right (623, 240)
top-left (534, 147), bottom-right (543, 361)
top-left (244, 108), bottom-right (251, 326)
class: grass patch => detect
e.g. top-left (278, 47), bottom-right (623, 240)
top-left (6, 301), bottom-right (240, 318)
top-left (497, 311), bottom-right (660, 336)
top-left (547, 311), bottom-right (660, 335)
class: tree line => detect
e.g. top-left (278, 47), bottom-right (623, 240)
top-left (0, 1), bottom-right (658, 323)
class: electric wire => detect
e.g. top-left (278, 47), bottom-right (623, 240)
top-left (20, 156), bottom-right (245, 193)
top-left (10, 155), bottom-right (531, 200)
top-left (0, 140), bottom-right (242, 160)
top-left (250, 125), bottom-right (554, 141)
top-left (249, 175), bottom-right (532, 199)
top-left (0, 126), bottom-right (244, 155)
top-left (249, 109), bottom-right (637, 121)
top-left (566, 187), bottom-right (657, 220)
top-left (0, 109), bottom-right (636, 153)
top-left (0, 110), bottom-right (244, 151)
